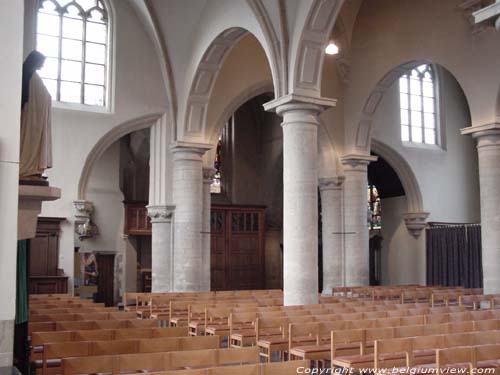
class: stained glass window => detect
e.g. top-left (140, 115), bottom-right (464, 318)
top-left (210, 135), bottom-right (222, 194)
top-left (367, 184), bottom-right (382, 230)
top-left (36, 0), bottom-right (109, 107)
top-left (399, 64), bottom-right (437, 145)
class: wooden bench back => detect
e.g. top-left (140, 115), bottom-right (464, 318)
top-left (374, 337), bottom-right (413, 369)
top-left (61, 347), bottom-right (260, 375)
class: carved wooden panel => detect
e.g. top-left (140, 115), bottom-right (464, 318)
top-left (29, 276), bottom-right (68, 294)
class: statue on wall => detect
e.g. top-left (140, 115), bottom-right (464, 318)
top-left (19, 51), bottom-right (52, 184)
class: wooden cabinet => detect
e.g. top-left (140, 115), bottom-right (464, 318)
top-left (211, 205), bottom-right (266, 291)
top-left (124, 201), bottom-right (152, 235)
top-left (29, 217), bottom-right (68, 294)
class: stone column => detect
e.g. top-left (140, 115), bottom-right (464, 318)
top-left (462, 123), bottom-right (500, 294)
top-left (147, 205), bottom-right (175, 292)
top-left (341, 154), bottom-right (377, 287)
top-left (148, 115), bottom-right (176, 292)
top-left (171, 142), bottom-right (212, 291)
top-left (201, 168), bottom-right (215, 291)
top-left (319, 176), bottom-right (345, 294)
top-left (264, 94), bottom-right (336, 306)
top-left (0, 0), bottom-right (24, 366)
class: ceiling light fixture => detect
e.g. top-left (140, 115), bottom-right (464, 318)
top-left (325, 42), bottom-right (339, 55)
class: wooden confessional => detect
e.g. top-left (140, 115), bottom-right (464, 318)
top-left (28, 217), bottom-right (68, 294)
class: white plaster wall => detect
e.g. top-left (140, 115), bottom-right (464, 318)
top-left (371, 68), bottom-right (480, 223)
top-left (33, 0), bottom-right (169, 291)
top-left (80, 141), bottom-right (123, 253)
top-left (380, 196), bottom-right (425, 286)
top-left (0, 4), bottom-right (24, 364)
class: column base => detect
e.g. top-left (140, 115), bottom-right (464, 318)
top-left (0, 319), bottom-right (14, 367)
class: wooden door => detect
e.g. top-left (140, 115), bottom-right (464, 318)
top-left (228, 210), bottom-right (264, 290)
top-left (95, 253), bottom-right (115, 306)
top-left (210, 205), bottom-right (265, 291)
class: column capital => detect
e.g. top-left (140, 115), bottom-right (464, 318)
top-left (461, 122), bottom-right (500, 138)
top-left (403, 212), bottom-right (430, 239)
top-left (341, 154), bottom-right (378, 171)
top-left (147, 204), bottom-right (175, 223)
top-left (170, 141), bottom-right (213, 160)
top-left (263, 93), bottom-right (337, 116)
top-left (319, 176), bottom-right (345, 191)
top-left (202, 167), bottom-right (216, 184)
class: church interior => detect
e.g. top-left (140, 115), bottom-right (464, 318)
top-left (1, 0), bottom-right (500, 373)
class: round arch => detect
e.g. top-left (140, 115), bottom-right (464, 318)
top-left (354, 60), bottom-right (473, 152)
top-left (77, 113), bottom-right (163, 200)
top-left (370, 139), bottom-right (424, 214)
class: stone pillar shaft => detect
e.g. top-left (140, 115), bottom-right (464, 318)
top-left (201, 168), bottom-right (214, 291)
top-left (341, 155), bottom-right (377, 287)
top-left (171, 142), bottom-right (211, 291)
top-left (147, 205), bottom-right (175, 292)
top-left (148, 116), bottom-right (175, 292)
top-left (265, 95), bottom-right (336, 306)
top-left (462, 124), bottom-right (500, 294)
top-left (319, 177), bottom-right (344, 294)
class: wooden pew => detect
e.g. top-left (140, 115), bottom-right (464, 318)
top-left (39, 336), bottom-right (220, 375)
top-left (61, 347), bottom-right (260, 375)
top-left (29, 318), bottom-right (159, 336)
top-left (335, 330), bottom-right (500, 372)
top-left (114, 359), bottom-right (309, 375)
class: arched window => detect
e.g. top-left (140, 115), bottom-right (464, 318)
top-left (367, 184), bottom-right (381, 230)
top-left (399, 64), bottom-right (437, 145)
top-left (36, 0), bottom-right (110, 107)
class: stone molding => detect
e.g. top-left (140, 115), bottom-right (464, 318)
top-left (403, 212), bottom-right (430, 239)
top-left (318, 176), bottom-right (345, 191)
top-left (147, 205), bottom-right (175, 223)
top-left (472, 0), bottom-right (500, 31)
top-left (73, 199), bottom-right (94, 220)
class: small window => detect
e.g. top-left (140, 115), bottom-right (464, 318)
top-left (399, 64), bottom-right (437, 145)
top-left (36, 0), bottom-right (110, 107)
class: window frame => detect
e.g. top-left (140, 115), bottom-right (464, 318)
top-left (35, 0), bottom-right (114, 113)
top-left (399, 63), bottom-right (442, 148)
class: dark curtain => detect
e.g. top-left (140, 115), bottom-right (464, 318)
top-left (426, 224), bottom-right (482, 288)
top-left (14, 240), bottom-right (29, 374)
